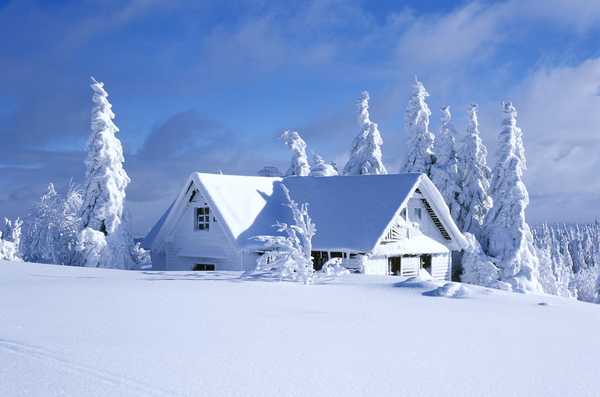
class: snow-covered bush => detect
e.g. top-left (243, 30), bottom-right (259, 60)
top-left (78, 227), bottom-right (107, 268)
top-left (320, 257), bottom-right (350, 277)
top-left (482, 102), bottom-right (542, 293)
top-left (310, 153), bottom-right (338, 177)
top-left (402, 78), bottom-right (434, 175)
top-left (461, 233), bottom-right (509, 290)
top-left (253, 185), bottom-right (316, 284)
top-left (343, 91), bottom-right (387, 175)
top-left (281, 130), bottom-right (311, 177)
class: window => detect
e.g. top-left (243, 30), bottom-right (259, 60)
top-left (193, 264), bottom-right (215, 271)
top-left (400, 208), bottom-right (407, 220)
top-left (195, 207), bottom-right (210, 231)
top-left (413, 208), bottom-right (422, 221)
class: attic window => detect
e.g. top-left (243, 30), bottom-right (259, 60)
top-left (195, 207), bottom-right (210, 231)
top-left (413, 208), bottom-right (422, 220)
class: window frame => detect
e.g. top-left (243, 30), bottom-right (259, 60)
top-left (195, 206), bottom-right (211, 231)
top-left (413, 207), bottom-right (422, 221)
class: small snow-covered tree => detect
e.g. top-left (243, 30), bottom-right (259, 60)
top-left (430, 106), bottom-right (461, 221)
top-left (0, 217), bottom-right (22, 261)
top-left (402, 78), bottom-right (435, 175)
top-left (253, 185), bottom-right (316, 284)
top-left (482, 102), bottom-right (542, 293)
top-left (343, 91), bottom-right (387, 175)
top-left (21, 183), bottom-right (83, 266)
top-left (310, 153), bottom-right (338, 177)
top-left (258, 166), bottom-right (283, 177)
top-left (21, 183), bottom-right (60, 264)
top-left (281, 130), bottom-right (310, 177)
top-left (79, 77), bottom-right (141, 269)
top-left (456, 104), bottom-right (493, 239)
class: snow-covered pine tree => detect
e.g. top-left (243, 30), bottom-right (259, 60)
top-left (343, 91), bottom-right (387, 175)
top-left (253, 185), bottom-right (316, 284)
top-left (281, 130), bottom-right (311, 177)
top-left (402, 78), bottom-right (434, 175)
top-left (310, 153), bottom-right (338, 177)
top-left (79, 77), bottom-right (136, 269)
top-left (482, 101), bottom-right (542, 293)
top-left (430, 106), bottom-right (461, 222)
top-left (456, 104), bottom-right (493, 239)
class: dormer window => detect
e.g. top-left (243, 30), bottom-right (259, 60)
top-left (195, 207), bottom-right (210, 231)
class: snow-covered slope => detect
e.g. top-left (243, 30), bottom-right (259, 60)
top-left (1, 261), bottom-right (599, 397)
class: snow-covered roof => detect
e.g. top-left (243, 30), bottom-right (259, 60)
top-left (146, 172), bottom-right (467, 253)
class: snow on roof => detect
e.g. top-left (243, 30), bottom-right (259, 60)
top-left (146, 172), bottom-right (467, 253)
top-left (261, 174), bottom-right (422, 251)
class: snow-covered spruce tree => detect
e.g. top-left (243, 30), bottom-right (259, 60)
top-left (281, 130), bottom-right (310, 177)
top-left (402, 78), bottom-right (434, 175)
top-left (343, 91), bottom-right (387, 175)
top-left (456, 104), bottom-right (493, 239)
top-left (310, 153), bottom-right (338, 177)
top-left (430, 106), bottom-right (461, 222)
top-left (253, 185), bottom-right (316, 284)
top-left (482, 102), bottom-right (542, 293)
top-left (79, 77), bottom-right (141, 269)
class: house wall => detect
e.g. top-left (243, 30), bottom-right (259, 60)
top-left (368, 191), bottom-right (454, 280)
top-left (164, 200), bottom-right (242, 271)
top-left (405, 196), bottom-right (449, 245)
top-left (363, 255), bottom-right (388, 275)
top-left (431, 253), bottom-right (451, 281)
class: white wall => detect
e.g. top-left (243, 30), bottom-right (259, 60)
top-left (363, 256), bottom-right (388, 275)
top-left (165, 198), bottom-right (241, 271)
top-left (431, 253), bottom-right (450, 281)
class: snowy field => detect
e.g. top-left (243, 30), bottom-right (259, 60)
top-left (1, 261), bottom-right (600, 397)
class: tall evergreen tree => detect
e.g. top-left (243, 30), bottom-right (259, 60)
top-left (456, 104), bottom-right (493, 239)
top-left (79, 77), bottom-right (135, 268)
top-left (343, 91), bottom-right (387, 175)
top-left (483, 102), bottom-right (542, 293)
top-left (402, 78), bottom-right (434, 175)
top-left (430, 106), bottom-right (461, 221)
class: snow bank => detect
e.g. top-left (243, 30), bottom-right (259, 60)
top-left (2, 261), bottom-right (600, 397)
top-left (424, 282), bottom-right (472, 298)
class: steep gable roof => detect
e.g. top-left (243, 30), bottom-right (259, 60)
top-left (145, 172), bottom-right (467, 254)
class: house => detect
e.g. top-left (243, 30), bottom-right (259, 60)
top-left (143, 172), bottom-right (468, 280)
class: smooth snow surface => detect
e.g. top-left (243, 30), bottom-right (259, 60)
top-left (2, 261), bottom-right (600, 397)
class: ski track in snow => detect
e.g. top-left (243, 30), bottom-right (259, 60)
top-left (0, 338), bottom-right (180, 397)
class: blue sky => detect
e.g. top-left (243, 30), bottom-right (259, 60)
top-left (2, 0), bottom-right (600, 235)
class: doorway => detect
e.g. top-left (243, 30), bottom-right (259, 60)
top-left (388, 256), bottom-right (401, 275)
top-left (420, 254), bottom-right (432, 275)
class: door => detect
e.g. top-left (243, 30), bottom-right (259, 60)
top-left (388, 256), bottom-right (401, 275)
top-left (420, 254), bottom-right (432, 275)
